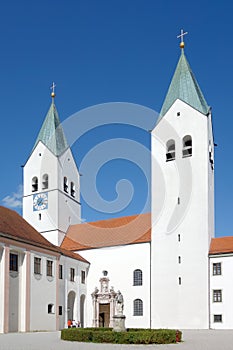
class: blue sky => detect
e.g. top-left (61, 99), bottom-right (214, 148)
top-left (0, 0), bottom-right (232, 237)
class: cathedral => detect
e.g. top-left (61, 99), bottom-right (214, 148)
top-left (0, 37), bottom-right (232, 333)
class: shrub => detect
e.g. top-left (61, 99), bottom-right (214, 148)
top-left (61, 328), bottom-right (182, 344)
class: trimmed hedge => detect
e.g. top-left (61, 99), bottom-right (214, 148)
top-left (61, 328), bottom-right (182, 344)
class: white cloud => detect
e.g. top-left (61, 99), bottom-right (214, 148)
top-left (2, 184), bottom-right (23, 208)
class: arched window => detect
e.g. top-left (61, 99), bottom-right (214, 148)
top-left (133, 299), bottom-right (143, 316)
top-left (64, 177), bottom-right (68, 193)
top-left (182, 135), bottom-right (192, 157)
top-left (133, 269), bottom-right (143, 286)
top-left (70, 182), bottom-right (75, 198)
top-left (32, 177), bottom-right (38, 192)
top-left (166, 140), bottom-right (175, 161)
top-left (42, 174), bottom-right (48, 189)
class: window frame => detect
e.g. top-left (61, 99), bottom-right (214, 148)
top-left (10, 253), bottom-right (18, 272)
top-left (133, 269), bottom-right (143, 286)
top-left (213, 289), bottom-right (222, 303)
top-left (70, 267), bottom-right (75, 282)
top-left (46, 260), bottom-right (53, 277)
top-left (213, 314), bottom-right (222, 323)
top-left (34, 257), bottom-right (42, 275)
top-left (133, 299), bottom-right (143, 316)
top-left (213, 262), bottom-right (222, 276)
top-left (81, 270), bottom-right (86, 284)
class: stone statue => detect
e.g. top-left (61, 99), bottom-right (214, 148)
top-left (116, 290), bottom-right (124, 315)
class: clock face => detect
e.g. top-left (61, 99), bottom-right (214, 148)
top-left (33, 192), bottom-right (48, 211)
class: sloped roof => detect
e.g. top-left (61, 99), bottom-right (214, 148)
top-left (0, 206), bottom-right (88, 263)
top-left (209, 237), bottom-right (233, 255)
top-left (61, 213), bottom-right (151, 251)
top-left (158, 49), bottom-right (209, 123)
top-left (32, 101), bottom-right (69, 156)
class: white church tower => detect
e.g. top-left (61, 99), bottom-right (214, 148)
top-left (23, 86), bottom-right (81, 246)
top-left (151, 33), bottom-right (214, 329)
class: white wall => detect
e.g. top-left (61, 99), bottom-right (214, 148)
top-left (79, 243), bottom-right (151, 329)
top-left (59, 255), bottom-right (88, 329)
top-left (210, 255), bottom-right (233, 329)
top-left (23, 143), bottom-right (81, 246)
top-left (30, 251), bottom-right (57, 331)
top-left (151, 100), bottom-right (214, 329)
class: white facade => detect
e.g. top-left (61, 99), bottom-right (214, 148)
top-left (151, 100), bottom-right (214, 329)
top-left (23, 142), bottom-right (81, 246)
top-left (80, 243), bottom-right (151, 328)
top-left (210, 255), bottom-right (233, 329)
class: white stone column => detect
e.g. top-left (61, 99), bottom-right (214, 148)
top-left (19, 250), bottom-right (31, 332)
top-left (92, 298), bottom-right (96, 327)
top-left (96, 300), bottom-right (99, 327)
top-left (0, 245), bottom-right (5, 333)
top-left (3, 245), bottom-right (10, 333)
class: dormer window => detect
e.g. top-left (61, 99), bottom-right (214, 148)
top-left (32, 177), bottom-right (38, 192)
top-left (64, 177), bottom-right (68, 193)
top-left (182, 135), bottom-right (192, 157)
top-left (166, 140), bottom-right (175, 161)
top-left (70, 182), bottom-right (75, 198)
top-left (42, 174), bottom-right (49, 190)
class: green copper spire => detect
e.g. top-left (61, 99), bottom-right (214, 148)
top-left (33, 100), bottom-right (69, 156)
top-left (158, 49), bottom-right (210, 122)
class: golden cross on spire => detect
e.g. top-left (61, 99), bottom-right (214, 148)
top-left (177, 29), bottom-right (188, 49)
top-left (50, 82), bottom-right (56, 99)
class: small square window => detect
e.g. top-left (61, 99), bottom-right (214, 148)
top-left (214, 314), bottom-right (222, 323)
top-left (177, 112), bottom-right (180, 116)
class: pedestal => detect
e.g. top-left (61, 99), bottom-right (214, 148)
top-left (113, 315), bottom-right (126, 332)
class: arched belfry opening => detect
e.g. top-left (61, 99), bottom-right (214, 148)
top-left (91, 271), bottom-right (117, 328)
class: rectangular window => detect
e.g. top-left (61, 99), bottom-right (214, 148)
top-left (213, 262), bottom-right (221, 276)
top-left (213, 289), bottom-right (222, 302)
top-left (81, 270), bottom-right (86, 284)
top-left (59, 265), bottom-right (63, 279)
top-left (214, 314), bottom-right (222, 323)
top-left (34, 257), bottom-right (41, 274)
top-left (10, 253), bottom-right (18, 272)
top-left (70, 268), bottom-right (75, 282)
top-left (59, 306), bottom-right (63, 316)
top-left (47, 260), bottom-right (53, 277)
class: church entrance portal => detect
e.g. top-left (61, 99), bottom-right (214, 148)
top-left (91, 271), bottom-right (117, 328)
top-left (99, 304), bottom-right (110, 327)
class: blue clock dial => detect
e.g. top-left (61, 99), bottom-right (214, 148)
top-left (33, 193), bottom-right (48, 211)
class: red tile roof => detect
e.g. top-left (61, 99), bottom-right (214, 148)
top-left (209, 237), bottom-right (233, 255)
top-left (61, 213), bottom-right (151, 251)
top-left (0, 206), bottom-right (88, 263)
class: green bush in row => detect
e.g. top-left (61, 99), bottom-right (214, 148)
top-left (61, 328), bottom-right (182, 344)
